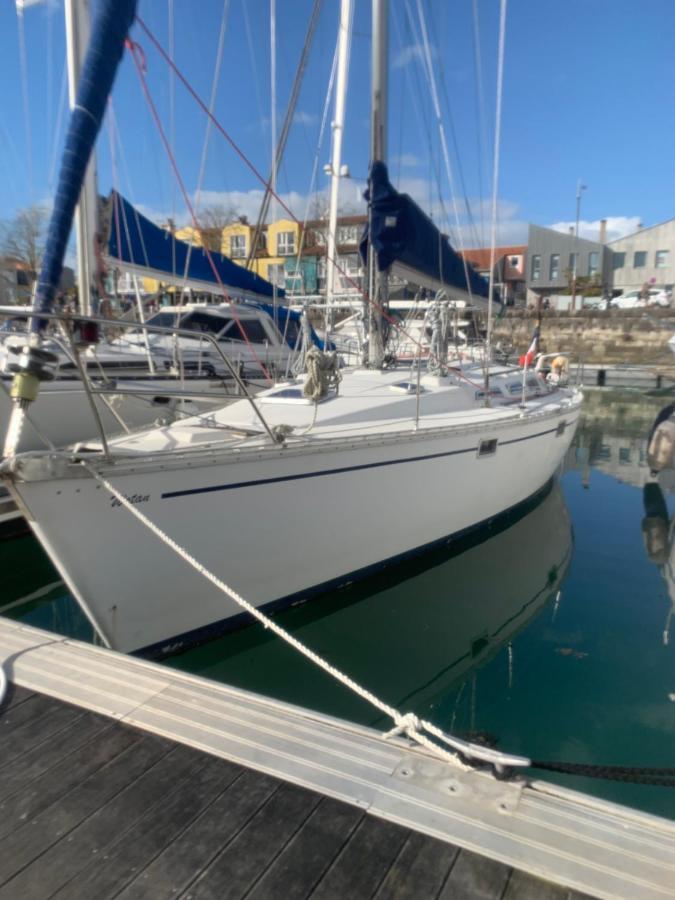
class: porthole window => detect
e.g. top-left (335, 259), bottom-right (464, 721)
top-left (478, 438), bottom-right (498, 457)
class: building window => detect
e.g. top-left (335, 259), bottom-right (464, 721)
top-left (634, 250), bottom-right (647, 268)
top-left (613, 252), bottom-right (625, 269)
top-left (509, 256), bottom-right (520, 267)
top-left (531, 254), bottom-right (541, 281)
top-left (568, 252), bottom-right (578, 272)
top-left (549, 254), bottom-right (560, 280)
top-left (229, 234), bottom-right (246, 259)
top-left (656, 250), bottom-right (669, 268)
top-left (588, 251), bottom-right (599, 277)
top-left (277, 231), bottom-right (295, 256)
top-left (337, 224), bottom-right (359, 244)
top-left (267, 263), bottom-right (285, 287)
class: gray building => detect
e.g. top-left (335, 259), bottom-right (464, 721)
top-left (608, 218), bottom-right (675, 294)
top-left (526, 224), bottom-right (610, 304)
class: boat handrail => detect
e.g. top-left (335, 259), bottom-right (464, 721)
top-left (0, 306), bottom-right (281, 447)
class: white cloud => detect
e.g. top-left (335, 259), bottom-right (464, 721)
top-left (293, 111), bottom-right (318, 126)
top-left (393, 42), bottom-right (436, 70)
top-left (133, 177), bottom-right (527, 249)
top-left (548, 216), bottom-right (641, 243)
top-left (391, 153), bottom-right (422, 168)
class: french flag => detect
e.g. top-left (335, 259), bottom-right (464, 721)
top-left (519, 326), bottom-right (540, 368)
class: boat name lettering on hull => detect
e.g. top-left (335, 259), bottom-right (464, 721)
top-left (110, 493), bottom-right (150, 508)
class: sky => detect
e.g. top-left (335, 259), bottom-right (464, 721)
top-left (1, 0), bottom-right (674, 252)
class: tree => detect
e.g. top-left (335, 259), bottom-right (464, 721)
top-left (0, 205), bottom-right (49, 279)
top-left (197, 203), bottom-right (239, 252)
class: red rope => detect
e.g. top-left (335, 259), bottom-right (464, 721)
top-left (126, 37), bottom-right (273, 384)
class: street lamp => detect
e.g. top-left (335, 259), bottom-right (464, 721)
top-left (571, 180), bottom-right (587, 312)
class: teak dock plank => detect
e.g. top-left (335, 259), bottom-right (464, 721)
top-left (0, 688), bottom-right (581, 900)
top-left (0, 620), bottom-right (673, 900)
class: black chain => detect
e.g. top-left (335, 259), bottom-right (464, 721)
top-left (530, 760), bottom-right (675, 788)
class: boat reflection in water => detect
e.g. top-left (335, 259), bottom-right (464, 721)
top-left (642, 480), bottom-right (675, 648)
top-left (169, 480), bottom-right (573, 729)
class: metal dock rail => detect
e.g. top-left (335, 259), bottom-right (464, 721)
top-left (0, 619), bottom-right (673, 900)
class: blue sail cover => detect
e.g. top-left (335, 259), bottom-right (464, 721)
top-left (359, 161), bottom-right (494, 304)
top-left (107, 192), bottom-right (283, 300)
top-left (32, 0), bottom-right (138, 332)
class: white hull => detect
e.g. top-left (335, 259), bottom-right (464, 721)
top-left (9, 372), bottom-right (581, 655)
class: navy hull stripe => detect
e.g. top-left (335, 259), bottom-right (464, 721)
top-left (161, 419), bottom-right (574, 500)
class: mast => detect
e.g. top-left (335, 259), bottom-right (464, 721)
top-left (325, 0), bottom-right (353, 333)
top-left (370, 0), bottom-right (388, 163)
top-left (65, 0), bottom-right (99, 316)
top-left (366, 0), bottom-right (388, 367)
top-left (4, 0), bottom-right (137, 458)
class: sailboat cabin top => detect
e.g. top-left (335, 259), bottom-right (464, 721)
top-left (137, 303), bottom-right (296, 348)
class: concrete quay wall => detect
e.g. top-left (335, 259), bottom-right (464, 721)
top-left (492, 308), bottom-right (675, 365)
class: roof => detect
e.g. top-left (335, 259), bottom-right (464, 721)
top-left (607, 217), bottom-right (675, 245)
top-left (460, 246), bottom-right (526, 270)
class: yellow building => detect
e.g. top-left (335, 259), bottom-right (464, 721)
top-left (257, 218), bottom-right (302, 288)
top-left (138, 216), bottom-right (304, 294)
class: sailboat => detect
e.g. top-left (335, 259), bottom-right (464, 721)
top-left (1, 0), bottom-right (583, 656)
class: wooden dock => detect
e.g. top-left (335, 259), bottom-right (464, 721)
top-left (0, 619), bottom-right (673, 900)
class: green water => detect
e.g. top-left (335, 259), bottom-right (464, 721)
top-left (2, 388), bottom-right (674, 820)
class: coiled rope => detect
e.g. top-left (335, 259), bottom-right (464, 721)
top-left (83, 460), bottom-right (529, 776)
top-left (302, 348), bottom-right (342, 402)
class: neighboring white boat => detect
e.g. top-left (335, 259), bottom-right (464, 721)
top-left (0, 301), bottom-right (305, 453)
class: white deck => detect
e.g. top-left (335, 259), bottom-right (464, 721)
top-left (91, 365), bottom-right (578, 458)
top-left (0, 618), bottom-right (673, 900)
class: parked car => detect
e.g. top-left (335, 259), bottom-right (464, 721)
top-left (611, 289), bottom-right (672, 309)
top-left (583, 296), bottom-right (610, 310)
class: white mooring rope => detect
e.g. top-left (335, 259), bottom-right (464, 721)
top-left (84, 461), bottom-right (530, 774)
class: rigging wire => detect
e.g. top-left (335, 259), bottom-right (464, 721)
top-left (46, 0), bottom-right (53, 158)
top-left (414, 0), bottom-right (475, 304)
top-left (48, 61), bottom-right (68, 191)
top-left (391, 6), bottom-right (451, 241)
top-left (284, 25), bottom-right (339, 322)
top-left (131, 16), bottom-right (489, 382)
top-left (485, 0), bottom-right (507, 380)
top-left (180, 0), bottom-right (231, 307)
top-left (424, 0), bottom-right (482, 252)
top-left (168, 0), bottom-right (176, 281)
top-left (246, 0), bottom-right (324, 269)
top-left (241, 0), bottom-right (267, 135)
top-left (16, 3), bottom-right (34, 198)
top-left (471, 0), bottom-right (488, 248)
top-left (125, 41), bottom-right (274, 384)
top-left (270, 0), bottom-right (277, 322)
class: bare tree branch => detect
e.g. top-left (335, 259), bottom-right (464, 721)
top-left (0, 205), bottom-right (49, 279)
